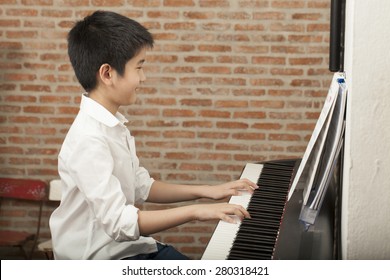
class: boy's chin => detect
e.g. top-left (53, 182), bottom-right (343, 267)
top-left (126, 96), bottom-right (137, 105)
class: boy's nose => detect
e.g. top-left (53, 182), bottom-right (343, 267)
top-left (139, 69), bottom-right (146, 83)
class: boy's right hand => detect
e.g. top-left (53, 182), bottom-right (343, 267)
top-left (193, 203), bottom-right (251, 224)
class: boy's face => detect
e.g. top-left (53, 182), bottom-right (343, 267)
top-left (110, 48), bottom-right (147, 106)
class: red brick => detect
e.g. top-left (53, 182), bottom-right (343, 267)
top-left (250, 100), bottom-right (285, 109)
top-left (166, 174), bottom-right (197, 181)
top-left (0, 105), bottom-right (21, 113)
top-left (9, 136), bottom-right (40, 144)
top-left (21, 0), bottom-right (53, 5)
top-left (91, 0), bottom-right (124, 6)
top-left (162, 66), bottom-right (195, 73)
top-left (163, 236), bottom-right (195, 243)
top-left (218, 56), bottom-right (248, 64)
top-left (290, 79), bottom-right (321, 87)
top-left (215, 100), bottom-right (248, 108)
top-left (163, 109), bottom-right (196, 117)
top-left (0, 146), bottom-right (24, 154)
top-left (0, 19), bottom-right (21, 27)
top-left (232, 133), bottom-right (266, 140)
top-left (23, 106), bottom-right (55, 114)
top-left (146, 120), bottom-right (178, 127)
top-left (165, 152), bottom-right (194, 160)
top-left (253, 11), bottom-right (285, 20)
top-left (250, 78), bottom-right (284, 86)
top-left (147, 11), bottom-right (180, 19)
top-left (9, 157), bottom-right (41, 165)
top-left (179, 163), bottom-right (213, 171)
top-left (199, 110), bottom-right (230, 118)
top-left (272, 0), bottom-right (305, 8)
top-left (197, 132), bottom-right (229, 139)
top-left (216, 143), bottom-right (248, 151)
top-left (184, 56), bottom-right (213, 63)
top-left (216, 121), bottom-right (248, 129)
top-left (137, 151), bottom-right (160, 159)
top-left (269, 133), bottom-right (301, 141)
top-left (198, 153), bottom-right (231, 161)
top-left (198, 44), bottom-right (231, 52)
top-left (183, 11), bottom-right (214, 19)
top-left (0, 42), bottom-right (23, 49)
top-left (130, 0), bottom-right (160, 7)
top-left (252, 123), bottom-right (283, 130)
top-left (6, 31), bottom-right (38, 39)
top-left (144, 98), bottom-right (176, 106)
top-left (180, 99), bottom-right (212, 107)
top-left (288, 35), bottom-right (323, 43)
top-left (163, 131), bottom-right (195, 139)
top-left (201, 23), bottom-right (230, 32)
top-left (21, 84), bottom-right (51, 92)
top-left (287, 123), bottom-right (315, 131)
top-left (164, 0), bottom-right (194, 7)
top-left (252, 56), bottom-right (286, 65)
top-left (233, 111), bottom-right (266, 119)
top-left (182, 121), bottom-right (212, 128)
top-left (4, 73), bottom-right (37, 81)
top-left (24, 20), bottom-right (55, 28)
top-left (199, 66), bottom-right (231, 74)
top-left (164, 22), bottom-right (196, 30)
top-left (199, 0), bottom-right (229, 7)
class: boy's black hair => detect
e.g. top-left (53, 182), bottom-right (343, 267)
top-left (67, 10), bottom-right (154, 92)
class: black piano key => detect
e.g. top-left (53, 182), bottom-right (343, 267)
top-left (230, 242), bottom-right (274, 253)
top-left (235, 231), bottom-right (277, 241)
top-left (228, 243), bottom-right (274, 259)
top-left (228, 250), bottom-right (272, 260)
top-left (227, 159), bottom-right (297, 260)
top-left (237, 224), bottom-right (279, 236)
top-left (233, 235), bottom-right (276, 246)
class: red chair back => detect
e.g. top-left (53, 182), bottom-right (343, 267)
top-left (0, 178), bottom-right (47, 201)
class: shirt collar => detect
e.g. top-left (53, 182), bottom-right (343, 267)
top-left (80, 94), bottom-right (128, 127)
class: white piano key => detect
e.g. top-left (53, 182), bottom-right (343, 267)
top-left (239, 163), bottom-right (263, 184)
top-left (201, 163), bottom-right (263, 260)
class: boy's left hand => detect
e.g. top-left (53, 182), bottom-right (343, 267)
top-left (205, 179), bottom-right (258, 200)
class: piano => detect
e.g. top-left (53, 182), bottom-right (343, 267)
top-left (202, 159), bottom-right (341, 260)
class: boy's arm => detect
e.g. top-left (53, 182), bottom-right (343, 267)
top-left (138, 202), bottom-right (250, 236)
top-left (146, 179), bottom-right (258, 203)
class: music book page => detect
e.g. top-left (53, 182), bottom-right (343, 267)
top-left (288, 72), bottom-right (344, 200)
top-left (287, 72), bottom-right (347, 225)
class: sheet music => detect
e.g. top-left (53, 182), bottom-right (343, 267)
top-left (287, 72), bottom-right (347, 226)
top-left (299, 81), bottom-right (347, 224)
top-left (311, 83), bottom-right (347, 207)
top-left (288, 72), bottom-right (345, 201)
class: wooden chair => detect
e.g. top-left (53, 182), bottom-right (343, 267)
top-left (37, 179), bottom-right (62, 259)
top-left (0, 178), bottom-right (47, 259)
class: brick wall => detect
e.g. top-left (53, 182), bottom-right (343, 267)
top-left (0, 0), bottom-right (332, 259)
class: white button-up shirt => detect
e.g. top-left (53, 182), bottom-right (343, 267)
top-left (50, 94), bottom-right (157, 259)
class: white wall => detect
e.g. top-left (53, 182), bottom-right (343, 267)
top-left (342, 0), bottom-right (390, 259)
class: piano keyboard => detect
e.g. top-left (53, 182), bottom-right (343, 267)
top-left (201, 163), bottom-right (263, 260)
top-left (202, 160), bottom-right (297, 260)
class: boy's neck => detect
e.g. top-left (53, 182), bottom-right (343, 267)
top-left (87, 90), bottom-right (119, 116)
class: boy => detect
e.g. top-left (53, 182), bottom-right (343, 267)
top-left (49, 10), bottom-right (257, 260)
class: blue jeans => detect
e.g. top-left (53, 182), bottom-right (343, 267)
top-left (122, 243), bottom-right (189, 260)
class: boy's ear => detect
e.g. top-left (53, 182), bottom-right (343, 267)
top-left (98, 64), bottom-right (113, 85)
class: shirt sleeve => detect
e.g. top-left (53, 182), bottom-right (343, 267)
top-left (134, 166), bottom-right (154, 204)
top-left (67, 134), bottom-right (141, 241)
